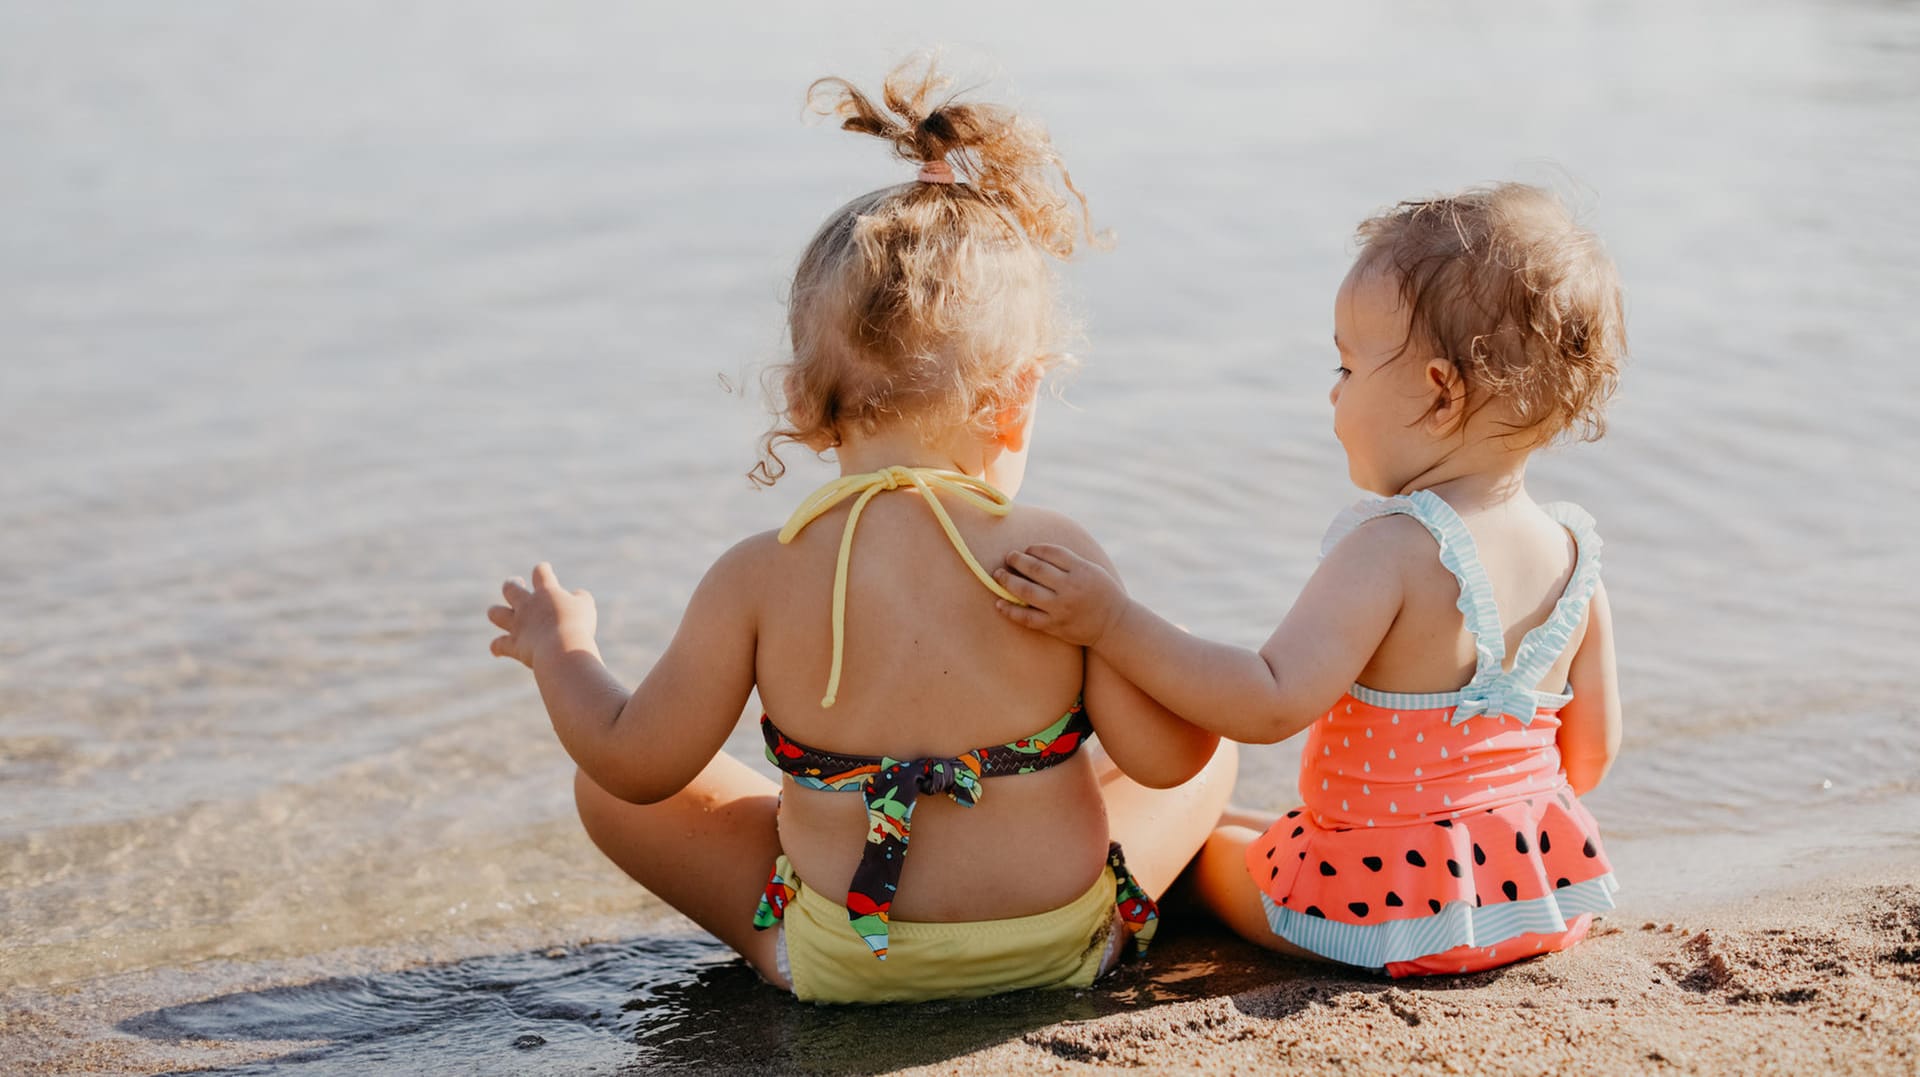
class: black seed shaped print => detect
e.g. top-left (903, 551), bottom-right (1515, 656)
top-left (1556, 877), bottom-right (1571, 889)
top-left (1502, 880), bottom-right (1519, 901)
top-left (1363, 856), bottom-right (1383, 872)
top-left (1539, 831), bottom-right (1551, 854)
top-left (1428, 899), bottom-right (1442, 913)
top-left (1435, 819), bottom-right (1454, 829)
top-left (1349, 902), bottom-right (1370, 917)
top-left (1583, 838), bottom-right (1597, 858)
top-left (1406, 850), bottom-right (1427, 868)
top-left (1447, 859), bottom-right (1463, 878)
top-left (1270, 866), bottom-right (1279, 880)
top-left (1292, 826), bottom-right (1305, 838)
top-left (1385, 891), bottom-right (1404, 907)
top-left (1287, 809), bottom-right (1302, 818)
top-left (1516, 832), bottom-right (1530, 855)
top-left (1306, 906), bottom-right (1326, 918)
top-left (1267, 846), bottom-right (1275, 859)
top-left (1473, 843), bottom-right (1486, 866)
top-left (1320, 860), bottom-right (1338, 876)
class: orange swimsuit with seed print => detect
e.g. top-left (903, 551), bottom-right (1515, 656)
top-left (1247, 491), bottom-right (1619, 976)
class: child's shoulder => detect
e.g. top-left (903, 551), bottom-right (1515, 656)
top-left (1320, 497), bottom-right (1448, 567)
top-left (699, 529), bottom-right (787, 587)
top-left (999, 504), bottom-right (1118, 569)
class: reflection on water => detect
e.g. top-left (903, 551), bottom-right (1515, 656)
top-left (126, 928), bottom-right (1284, 1075)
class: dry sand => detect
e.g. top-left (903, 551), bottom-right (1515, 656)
top-left (8, 868), bottom-right (1918, 1075)
top-left (920, 868), bottom-right (1920, 1077)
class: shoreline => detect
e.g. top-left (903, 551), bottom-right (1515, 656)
top-left (8, 860), bottom-right (1917, 1075)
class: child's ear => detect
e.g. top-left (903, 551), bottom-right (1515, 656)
top-left (1424, 358), bottom-right (1467, 434)
top-left (991, 363), bottom-right (1044, 451)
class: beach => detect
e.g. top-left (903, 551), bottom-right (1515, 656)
top-left (10, 864), bottom-right (1918, 1074)
top-left (5, 1), bottom-right (1919, 1072)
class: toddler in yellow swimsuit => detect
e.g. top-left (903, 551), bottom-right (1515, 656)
top-left (486, 56), bottom-right (1235, 1004)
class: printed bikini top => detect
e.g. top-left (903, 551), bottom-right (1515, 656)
top-left (761, 465), bottom-right (1091, 960)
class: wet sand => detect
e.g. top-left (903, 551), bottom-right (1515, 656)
top-left (9, 864), bottom-right (1917, 1075)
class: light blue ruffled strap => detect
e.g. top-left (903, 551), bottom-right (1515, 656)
top-left (1454, 502), bottom-right (1603, 726)
top-left (1320, 494), bottom-right (1507, 690)
top-left (1504, 502), bottom-right (1605, 689)
top-left (1322, 495), bottom-right (1603, 728)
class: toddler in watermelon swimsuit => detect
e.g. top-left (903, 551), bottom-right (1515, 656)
top-left (995, 184), bottom-right (1627, 976)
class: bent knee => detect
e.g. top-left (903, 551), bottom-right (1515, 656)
top-left (1205, 738), bottom-right (1240, 777)
top-left (1190, 738), bottom-right (1240, 799)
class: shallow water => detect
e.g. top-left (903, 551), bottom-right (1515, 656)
top-left (5, 0), bottom-right (1919, 1069)
top-left (121, 929), bottom-right (1282, 1076)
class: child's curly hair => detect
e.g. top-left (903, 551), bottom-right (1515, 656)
top-left (1356, 183), bottom-right (1626, 445)
top-left (752, 56), bottom-right (1094, 486)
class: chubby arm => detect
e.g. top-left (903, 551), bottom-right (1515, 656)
top-left (1065, 541), bottom-right (1220, 788)
top-left (1556, 581), bottom-right (1621, 796)
top-left (1082, 649), bottom-right (1220, 787)
top-left (997, 518), bottom-right (1410, 744)
top-left (488, 539), bottom-right (762, 804)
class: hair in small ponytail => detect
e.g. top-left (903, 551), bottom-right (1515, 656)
top-left (752, 56), bottom-right (1093, 486)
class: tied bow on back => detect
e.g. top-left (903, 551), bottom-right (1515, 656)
top-left (756, 701), bottom-right (1095, 962)
top-left (1451, 685), bottom-right (1543, 726)
top-left (847, 751), bottom-right (987, 959)
top-left (1451, 661), bottom-right (1545, 727)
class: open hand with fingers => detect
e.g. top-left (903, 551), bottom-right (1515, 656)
top-left (992, 544), bottom-right (1130, 648)
top-left (488, 562), bottom-right (600, 668)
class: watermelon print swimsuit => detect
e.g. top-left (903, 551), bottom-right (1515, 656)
top-left (1247, 491), bottom-right (1620, 976)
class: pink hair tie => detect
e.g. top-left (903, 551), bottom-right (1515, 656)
top-left (917, 159), bottom-right (956, 184)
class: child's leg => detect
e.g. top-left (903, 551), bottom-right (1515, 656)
top-left (1093, 739), bottom-right (1238, 898)
top-left (1193, 823), bottom-right (1326, 962)
top-left (572, 754), bottom-right (786, 986)
top-left (1217, 805), bottom-right (1283, 831)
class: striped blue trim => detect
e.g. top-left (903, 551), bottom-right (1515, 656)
top-left (1324, 493), bottom-right (1506, 680)
top-left (1261, 873), bottom-right (1619, 969)
top-left (1402, 491), bottom-right (1506, 681)
top-left (1346, 682), bottom-right (1574, 713)
top-left (1506, 502), bottom-right (1605, 686)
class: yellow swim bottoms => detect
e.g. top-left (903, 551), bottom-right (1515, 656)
top-left (772, 855), bottom-right (1119, 1005)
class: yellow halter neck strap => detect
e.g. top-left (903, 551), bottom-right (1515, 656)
top-left (778, 466), bottom-right (1026, 707)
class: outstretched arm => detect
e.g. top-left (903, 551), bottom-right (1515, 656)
top-left (488, 539), bottom-right (762, 803)
top-left (1556, 581), bottom-right (1620, 796)
top-left (996, 519), bottom-right (1407, 744)
top-left (1064, 541), bottom-right (1220, 788)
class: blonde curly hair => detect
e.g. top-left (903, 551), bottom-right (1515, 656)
top-left (1356, 183), bottom-right (1627, 445)
top-left (752, 56), bottom-right (1094, 486)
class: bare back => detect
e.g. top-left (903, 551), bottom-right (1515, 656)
top-left (746, 493), bottom-right (1109, 922)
